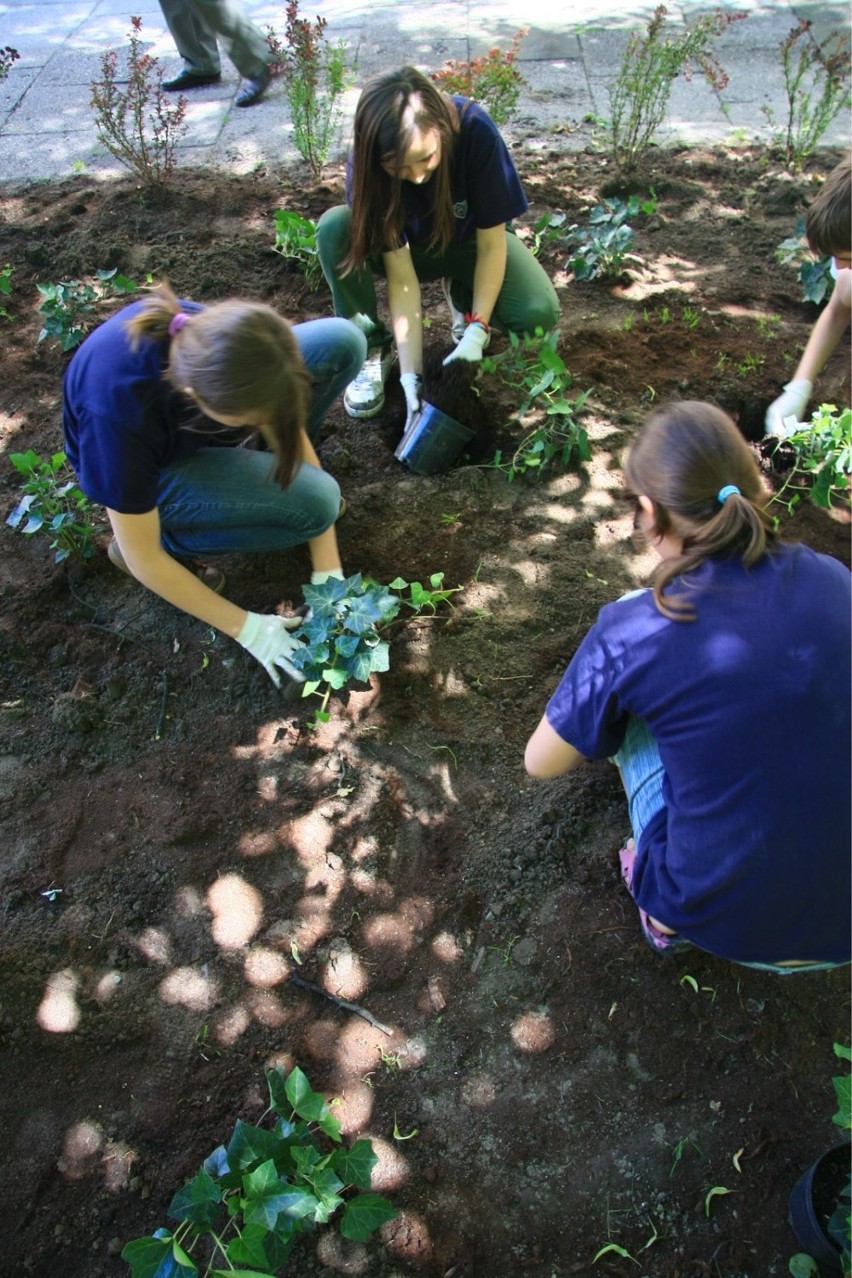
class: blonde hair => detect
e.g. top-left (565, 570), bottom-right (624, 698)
top-left (624, 401), bottom-right (777, 620)
top-left (124, 283), bottom-right (310, 487)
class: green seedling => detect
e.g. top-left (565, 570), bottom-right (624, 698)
top-left (273, 209), bottom-right (323, 290)
top-left (0, 261), bottom-right (12, 320)
top-left (440, 511), bottom-right (461, 525)
top-left (756, 313), bottom-right (781, 337)
top-left (670, 1132), bottom-right (701, 1178)
top-left (122, 1064), bottom-right (396, 1276)
top-left (290, 572), bottom-right (461, 726)
top-left (428, 743), bottom-right (458, 770)
top-left (772, 404), bottom-right (852, 512)
top-left (593, 1242), bottom-right (635, 1263)
top-left (37, 268), bottom-right (138, 351)
top-left (561, 193), bottom-right (657, 281)
top-left (6, 449), bottom-right (98, 563)
top-left (531, 210), bottom-right (568, 258)
top-left (392, 1116), bottom-right (418, 1141)
top-left (682, 305), bottom-right (701, 328)
top-left (379, 1049), bottom-right (402, 1074)
top-left (488, 935), bottom-right (520, 966)
top-left (715, 353), bottom-right (729, 371)
top-left (622, 314), bottom-right (634, 332)
top-left (737, 351), bottom-right (764, 375)
top-left (430, 29), bottom-right (528, 126)
top-left (704, 1185), bottom-right (733, 1217)
top-left (659, 306), bottom-right (671, 325)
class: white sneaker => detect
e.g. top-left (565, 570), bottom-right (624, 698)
top-left (441, 277), bottom-right (467, 344)
top-left (343, 346), bottom-right (395, 419)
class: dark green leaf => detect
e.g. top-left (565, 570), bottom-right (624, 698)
top-left (284, 1065), bottom-right (328, 1122)
top-left (332, 1138), bottom-right (377, 1188)
top-left (339, 1192), bottom-right (397, 1241)
top-left (227, 1119), bottom-right (281, 1171)
top-left (168, 1169), bottom-right (222, 1227)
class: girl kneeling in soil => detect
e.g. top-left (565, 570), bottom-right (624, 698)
top-left (316, 66), bottom-right (559, 425)
top-left (62, 285), bottom-right (366, 686)
top-left (525, 401), bottom-right (851, 972)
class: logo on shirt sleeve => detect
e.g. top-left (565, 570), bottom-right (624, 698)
top-left (453, 200), bottom-right (468, 220)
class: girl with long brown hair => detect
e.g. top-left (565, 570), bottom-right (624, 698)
top-left (316, 66), bottom-right (559, 424)
top-left (525, 401), bottom-right (850, 971)
top-left (62, 285), bottom-right (365, 686)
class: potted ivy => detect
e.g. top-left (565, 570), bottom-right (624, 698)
top-left (788, 1043), bottom-right (852, 1276)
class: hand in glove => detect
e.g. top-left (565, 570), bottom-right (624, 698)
top-left (765, 378), bottom-right (812, 439)
top-left (310, 567), bottom-right (345, 586)
top-left (236, 611), bottom-right (306, 688)
top-left (443, 321), bottom-right (489, 366)
top-left (400, 372), bottom-right (422, 431)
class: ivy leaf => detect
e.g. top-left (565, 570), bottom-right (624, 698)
top-left (332, 1138), bottom-right (378, 1189)
top-left (334, 633), bottom-right (360, 658)
top-left (285, 1065), bottom-right (329, 1124)
top-left (168, 1169), bottom-right (223, 1227)
top-left (242, 1160), bottom-right (316, 1231)
top-left (345, 589), bottom-right (398, 634)
top-left (121, 1232), bottom-right (197, 1278)
top-left (226, 1221), bottom-right (295, 1271)
top-left (339, 1192), bottom-right (397, 1241)
top-left (322, 665), bottom-right (348, 689)
top-left (345, 640), bottom-right (389, 683)
top-left (202, 1145), bottom-right (230, 1177)
top-left (227, 1120), bottom-right (281, 1171)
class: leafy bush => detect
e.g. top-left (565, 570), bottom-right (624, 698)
top-left (90, 16), bottom-right (188, 188)
top-left (6, 450), bottom-right (98, 563)
top-left (273, 210), bottom-right (323, 290)
top-left (36, 268), bottom-right (138, 351)
top-left (290, 572), bottom-right (461, 724)
top-left (776, 217), bottom-right (835, 305)
top-left (606, 4), bottom-right (746, 173)
top-left (430, 29), bottom-right (528, 126)
top-left (562, 193), bottom-right (657, 281)
top-left (764, 19), bottom-right (851, 171)
top-left (122, 1064), bottom-right (396, 1277)
top-left (0, 45), bottom-right (19, 81)
top-left (268, 0), bottom-right (349, 179)
top-left (772, 403), bottom-right (852, 512)
top-left (479, 329), bottom-right (591, 480)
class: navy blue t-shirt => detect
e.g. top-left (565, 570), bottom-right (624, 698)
top-left (545, 545), bottom-right (851, 963)
top-left (63, 300), bottom-right (237, 514)
top-left (347, 97), bottom-right (528, 248)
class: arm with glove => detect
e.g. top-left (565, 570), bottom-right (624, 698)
top-left (765, 269), bottom-right (851, 438)
top-left (443, 224), bottom-right (506, 366)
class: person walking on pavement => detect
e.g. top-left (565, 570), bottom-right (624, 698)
top-left (158, 0), bottom-right (272, 107)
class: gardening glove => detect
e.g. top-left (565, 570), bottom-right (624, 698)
top-left (310, 567), bottom-right (345, 586)
top-left (443, 322), bottom-right (489, 366)
top-left (765, 378), bottom-right (812, 439)
top-left (236, 611), bottom-right (306, 688)
top-left (400, 372), bottom-right (422, 431)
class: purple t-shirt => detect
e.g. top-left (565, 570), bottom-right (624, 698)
top-left (545, 545), bottom-right (851, 963)
top-left (62, 300), bottom-right (240, 514)
top-left (347, 97), bottom-right (528, 247)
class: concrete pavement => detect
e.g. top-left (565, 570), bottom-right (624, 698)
top-left (0, 0), bottom-right (849, 185)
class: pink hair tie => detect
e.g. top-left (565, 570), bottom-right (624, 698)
top-left (168, 312), bottom-right (189, 338)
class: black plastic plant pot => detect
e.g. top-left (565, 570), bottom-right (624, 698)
top-left (394, 401), bottom-right (475, 476)
top-left (788, 1142), bottom-right (852, 1272)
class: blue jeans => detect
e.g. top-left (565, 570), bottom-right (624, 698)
top-left (156, 318), bottom-right (365, 557)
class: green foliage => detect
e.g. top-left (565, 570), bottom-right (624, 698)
top-left (90, 16), bottom-right (188, 188)
top-left (530, 211), bottom-right (567, 259)
top-left (269, 0), bottom-right (349, 179)
top-left (122, 1064), bottom-right (396, 1277)
top-left (36, 268), bottom-right (137, 351)
top-left (788, 1256), bottom-right (819, 1278)
top-left (562, 193), bottom-right (657, 281)
top-left (828, 1044), bottom-right (852, 1273)
top-left (833, 1043), bottom-right (852, 1132)
top-left (6, 450), bottom-right (98, 563)
top-left (773, 404), bottom-right (852, 513)
top-left (0, 45), bottom-right (19, 81)
top-left (606, 4), bottom-right (746, 173)
top-left (290, 572), bottom-right (461, 724)
top-left (0, 262), bottom-right (12, 320)
top-left (764, 19), bottom-right (851, 170)
top-left (272, 210), bottom-right (323, 290)
top-left (430, 29), bottom-right (528, 126)
top-left (777, 217), bottom-right (835, 305)
top-left (479, 328), bottom-right (591, 480)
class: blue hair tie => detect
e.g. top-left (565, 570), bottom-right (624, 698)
top-left (717, 484), bottom-right (740, 503)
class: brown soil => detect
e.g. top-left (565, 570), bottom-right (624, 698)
top-left (1, 142), bottom-right (850, 1278)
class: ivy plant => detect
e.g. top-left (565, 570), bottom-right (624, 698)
top-left (772, 403), bottom-right (851, 512)
top-left (6, 449), bottom-right (98, 562)
top-left (122, 1064), bottom-right (396, 1277)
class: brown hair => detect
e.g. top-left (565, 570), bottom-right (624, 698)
top-left (124, 283), bottom-right (310, 487)
top-left (806, 158), bottom-right (852, 258)
top-left (343, 66), bottom-right (461, 272)
top-left (624, 401), bottom-right (777, 620)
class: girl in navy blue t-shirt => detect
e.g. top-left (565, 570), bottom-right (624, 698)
top-left (316, 65), bottom-right (559, 424)
top-left (525, 401), bottom-right (850, 971)
top-left (62, 285), bottom-right (365, 687)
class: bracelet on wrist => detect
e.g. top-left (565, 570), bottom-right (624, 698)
top-left (464, 312), bottom-right (489, 332)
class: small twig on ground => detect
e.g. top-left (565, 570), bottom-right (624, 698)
top-left (154, 670), bottom-right (170, 740)
top-left (288, 970), bottom-right (392, 1035)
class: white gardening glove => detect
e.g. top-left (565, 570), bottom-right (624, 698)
top-left (236, 611), bottom-right (306, 687)
top-left (400, 372), bottom-right (422, 431)
top-left (443, 322), bottom-right (489, 366)
top-left (765, 378), bottom-right (812, 439)
top-left (310, 567), bottom-right (345, 585)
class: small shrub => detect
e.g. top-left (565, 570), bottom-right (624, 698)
top-left (772, 403), bottom-right (852, 512)
top-left (606, 4), bottom-right (747, 173)
top-left (90, 16), bottom-right (188, 188)
top-left (764, 20), bottom-right (851, 171)
top-left (479, 329), bottom-right (591, 481)
top-left (0, 262), bottom-right (12, 320)
top-left (36, 268), bottom-right (138, 351)
top-left (273, 209), bottom-right (323, 290)
top-left (0, 45), bottom-right (19, 81)
top-left (430, 29), bottom-right (528, 126)
top-left (6, 450), bottom-right (98, 563)
top-left (122, 1064), bottom-right (397, 1277)
top-left (562, 192), bottom-right (657, 281)
top-left (776, 217), bottom-right (834, 305)
top-left (269, 0), bottom-right (349, 180)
